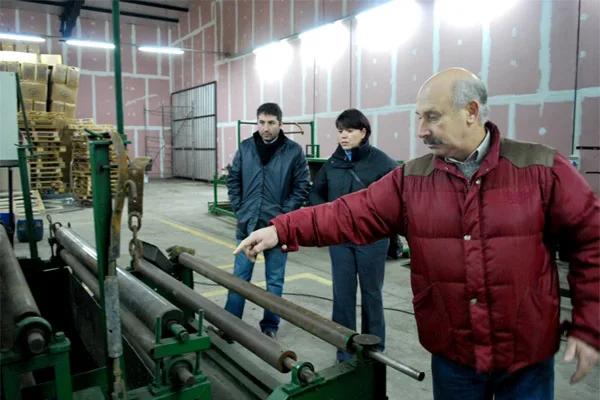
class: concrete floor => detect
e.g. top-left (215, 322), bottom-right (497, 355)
top-left (13, 179), bottom-right (599, 400)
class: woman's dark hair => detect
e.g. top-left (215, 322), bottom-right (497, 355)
top-left (335, 109), bottom-right (371, 143)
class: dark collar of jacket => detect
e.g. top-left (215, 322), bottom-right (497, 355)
top-left (252, 129), bottom-right (285, 145)
top-left (331, 141), bottom-right (372, 165)
top-left (252, 130), bottom-right (286, 165)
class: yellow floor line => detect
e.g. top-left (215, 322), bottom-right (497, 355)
top-left (153, 217), bottom-right (264, 262)
top-left (153, 217), bottom-right (236, 249)
top-left (200, 272), bottom-right (332, 298)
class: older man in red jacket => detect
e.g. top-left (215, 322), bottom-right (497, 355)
top-left (233, 68), bottom-right (599, 399)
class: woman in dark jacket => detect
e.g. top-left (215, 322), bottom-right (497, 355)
top-left (308, 109), bottom-right (398, 363)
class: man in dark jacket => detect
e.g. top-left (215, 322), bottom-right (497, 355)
top-left (225, 102), bottom-right (310, 339)
top-left (233, 70), bottom-right (599, 398)
top-left (309, 108), bottom-right (397, 363)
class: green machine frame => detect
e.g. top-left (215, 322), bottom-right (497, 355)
top-left (1, 1), bottom-right (211, 398)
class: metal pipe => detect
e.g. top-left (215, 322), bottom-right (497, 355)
top-left (0, 225), bottom-right (47, 354)
top-left (55, 227), bottom-right (183, 333)
top-left (179, 253), bottom-right (425, 381)
top-left (367, 350), bottom-right (425, 382)
top-left (179, 253), bottom-right (356, 352)
top-left (137, 259), bottom-right (298, 374)
top-left (62, 250), bottom-right (196, 389)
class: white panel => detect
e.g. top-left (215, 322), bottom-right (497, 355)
top-left (0, 72), bottom-right (19, 166)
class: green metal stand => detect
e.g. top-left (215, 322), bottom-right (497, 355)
top-left (124, 314), bottom-right (211, 400)
top-left (0, 332), bottom-right (73, 400)
top-left (89, 139), bottom-right (128, 398)
top-left (269, 359), bottom-right (386, 400)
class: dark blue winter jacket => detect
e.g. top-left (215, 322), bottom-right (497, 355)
top-left (308, 142), bottom-right (398, 205)
top-left (228, 132), bottom-right (310, 240)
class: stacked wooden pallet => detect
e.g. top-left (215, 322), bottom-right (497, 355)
top-left (0, 190), bottom-right (45, 217)
top-left (18, 112), bottom-right (69, 195)
top-left (66, 121), bottom-right (119, 200)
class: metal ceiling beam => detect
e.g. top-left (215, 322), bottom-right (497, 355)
top-left (19, 0), bottom-right (180, 24)
top-left (120, 0), bottom-right (188, 13)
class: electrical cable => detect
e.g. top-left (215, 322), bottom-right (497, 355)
top-left (193, 280), bottom-right (415, 315)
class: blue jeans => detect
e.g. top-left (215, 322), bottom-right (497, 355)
top-left (432, 355), bottom-right (555, 400)
top-left (329, 238), bottom-right (389, 362)
top-left (224, 240), bottom-right (288, 333)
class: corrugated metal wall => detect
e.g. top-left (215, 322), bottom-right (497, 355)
top-left (171, 82), bottom-right (217, 181)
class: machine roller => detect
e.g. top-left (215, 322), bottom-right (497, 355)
top-left (55, 226), bottom-right (187, 340)
top-left (136, 258), bottom-right (316, 383)
top-left (0, 224), bottom-right (52, 356)
top-left (178, 252), bottom-right (425, 382)
top-left (60, 249), bottom-right (197, 390)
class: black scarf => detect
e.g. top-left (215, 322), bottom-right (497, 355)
top-left (254, 130), bottom-right (285, 166)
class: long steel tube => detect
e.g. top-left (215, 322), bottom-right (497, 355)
top-left (55, 227), bottom-right (182, 333)
top-left (179, 253), bottom-right (425, 381)
top-left (62, 250), bottom-right (196, 389)
top-left (179, 253), bottom-right (356, 351)
top-left (0, 224), bottom-right (47, 354)
top-left (137, 259), bottom-right (300, 374)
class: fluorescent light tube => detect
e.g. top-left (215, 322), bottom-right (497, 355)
top-left (138, 46), bottom-right (184, 55)
top-left (0, 33), bottom-right (45, 43)
top-left (66, 39), bottom-right (115, 49)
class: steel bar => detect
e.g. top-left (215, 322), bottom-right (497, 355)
top-left (367, 350), bottom-right (425, 381)
top-left (179, 253), bottom-right (356, 351)
top-left (62, 250), bottom-right (196, 389)
top-left (0, 224), bottom-right (47, 354)
top-left (137, 259), bottom-right (298, 373)
top-left (179, 253), bottom-right (426, 381)
top-left (55, 227), bottom-right (182, 333)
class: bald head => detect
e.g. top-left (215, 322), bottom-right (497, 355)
top-left (421, 68), bottom-right (480, 91)
top-left (415, 68), bottom-right (489, 161)
top-left (419, 68), bottom-right (489, 125)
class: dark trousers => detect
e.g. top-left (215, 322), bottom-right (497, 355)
top-left (329, 238), bottom-right (389, 362)
top-left (432, 355), bottom-right (555, 400)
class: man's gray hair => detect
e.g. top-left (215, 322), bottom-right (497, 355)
top-left (451, 78), bottom-right (489, 125)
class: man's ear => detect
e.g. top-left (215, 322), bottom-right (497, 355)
top-left (465, 100), bottom-right (480, 125)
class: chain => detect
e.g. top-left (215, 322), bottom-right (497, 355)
top-left (128, 212), bottom-right (143, 271)
top-left (126, 180), bottom-right (143, 271)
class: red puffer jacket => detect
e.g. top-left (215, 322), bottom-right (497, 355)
top-left (272, 122), bottom-right (599, 373)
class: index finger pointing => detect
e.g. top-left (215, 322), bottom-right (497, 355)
top-left (233, 239), bottom-right (249, 255)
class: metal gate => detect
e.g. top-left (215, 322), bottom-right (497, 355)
top-left (171, 82), bottom-right (217, 181)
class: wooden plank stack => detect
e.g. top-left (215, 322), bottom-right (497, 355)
top-left (0, 190), bottom-right (45, 217)
top-left (66, 120), bottom-right (119, 200)
top-left (18, 111), bottom-right (68, 195)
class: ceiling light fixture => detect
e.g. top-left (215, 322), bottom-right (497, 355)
top-left (0, 33), bottom-right (45, 43)
top-left (65, 39), bottom-right (115, 49)
top-left (138, 46), bottom-right (184, 55)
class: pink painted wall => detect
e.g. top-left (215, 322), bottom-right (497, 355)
top-left (3, 1), bottom-right (598, 192)
top-left (0, 8), bottom-right (172, 178)
top-left (172, 0), bottom-right (599, 193)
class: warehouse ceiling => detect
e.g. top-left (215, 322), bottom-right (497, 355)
top-left (3, 0), bottom-right (190, 28)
